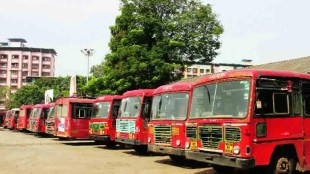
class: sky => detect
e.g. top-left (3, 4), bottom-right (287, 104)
top-left (1, 0), bottom-right (310, 76)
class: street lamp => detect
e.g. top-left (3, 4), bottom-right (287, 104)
top-left (81, 49), bottom-right (94, 85)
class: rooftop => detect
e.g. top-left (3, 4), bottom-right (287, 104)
top-left (8, 38), bottom-right (27, 43)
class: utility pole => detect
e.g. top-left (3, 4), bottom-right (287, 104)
top-left (81, 49), bottom-right (94, 85)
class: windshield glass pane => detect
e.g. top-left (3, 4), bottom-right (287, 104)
top-left (152, 92), bottom-right (189, 120)
top-left (47, 107), bottom-right (55, 119)
top-left (190, 80), bottom-right (250, 119)
top-left (31, 108), bottom-right (41, 118)
top-left (20, 109), bottom-right (25, 117)
top-left (119, 97), bottom-right (141, 118)
top-left (92, 102), bottom-right (111, 118)
top-left (56, 105), bottom-right (68, 118)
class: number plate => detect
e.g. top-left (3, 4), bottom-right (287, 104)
top-left (225, 142), bottom-right (234, 154)
top-left (190, 139), bottom-right (198, 150)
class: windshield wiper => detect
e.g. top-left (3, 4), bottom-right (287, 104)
top-left (204, 85), bottom-right (211, 103)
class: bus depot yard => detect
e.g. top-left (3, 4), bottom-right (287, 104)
top-left (0, 128), bottom-right (218, 174)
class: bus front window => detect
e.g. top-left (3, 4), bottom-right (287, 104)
top-left (119, 97), bottom-right (142, 118)
top-left (30, 108), bottom-right (41, 118)
top-left (151, 92), bottom-right (189, 120)
top-left (91, 102), bottom-right (111, 118)
top-left (190, 80), bottom-right (250, 119)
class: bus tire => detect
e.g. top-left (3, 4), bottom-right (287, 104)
top-left (271, 152), bottom-right (296, 174)
top-left (212, 165), bottom-right (234, 174)
top-left (133, 145), bottom-right (148, 154)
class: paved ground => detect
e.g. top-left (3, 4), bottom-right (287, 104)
top-left (0, 127), bottom-right (255, 174)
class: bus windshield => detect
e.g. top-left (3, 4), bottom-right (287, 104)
top-left (152, 92), bottom-right (189, 120)
top-left (92, 102), bottom-right (111, 118)
top-left (119, 97), bottom-right (142, 118)
top-left (56, 105), bottom-right (68, 118)
top-left (190, 80), bottom-right (250, 119)
top-left (47, 107), bottom-right (55, 119)
top-left (30, 108), bottom-right (41, 118)
top-left (20, 109), bottom-right (25, 118)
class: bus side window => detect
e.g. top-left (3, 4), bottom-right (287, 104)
top-left (304, 95), bottom-right (310, 116)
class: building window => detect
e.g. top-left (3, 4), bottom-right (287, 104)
top-left (187, 68), bottom-right (192, 72)
top-left (11, 63), bottom-right (18, 68)
top-left (43, 65), bottom-right (50, 69)
top-left (22, 71), bottom-right (28, 76)
top-left (0, 63), bottom-right (7, 67)
top-left (0, 54), bottom-right (8, 59)
top-left (11, 70), bottom-right (18, 75)
top-left (32, 64), bottom-right (39, 69)
top-left (12, 55), bottom-right (19, 59)
top-left (200, 69), bottom-right (204, 74)
top-left (22, 79), bottom-right (27, 83)
top-left (193, 68), bottom-right (198, 73)
top-left (0, 78), bottom-right (6, 83)
top-left (206, 69), bottom-right (210, 73)
top-left (43, 57), bottom-right (50, 61)
top-left (32, 56), bottom-right (39, 61)
top-left (42, 73), bottom-right (50, 76)
top-left (23, 55), bottom-right (29, 60)
top-left (0, 70), bottom-right (6, 74)
top-left (31, 72), bottom-right (39, 76)
top-left (11, 79), bottom-right (18, 83)
top-left (22, 63), bottom-right (28, 68)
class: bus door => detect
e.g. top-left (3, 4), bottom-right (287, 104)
top-left (301, 82), bottom-right (310, 169)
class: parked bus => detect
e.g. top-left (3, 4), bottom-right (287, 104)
top-left (89, 95), bottom-right (122, 147)
top-left (115, 89), bottom-right (154, 154)
top-left (27, 103), bottom-right (54, 134)
top-left (17, 105), bottom-right (33, 131)
top-left (185, 69), bottom-right (310, 174)
top-left (148, 83), bottom-right (193, 162)
top-left (0, 110), bottom-right (7, 127)
top-left (45, 105), bottom-right (56, 135)
top-left (55, 97), bottom-right (94, 139)
top-left (3, 110), bottom-right (11, 128)
top-left (7, 108), bottom-right (19, 130)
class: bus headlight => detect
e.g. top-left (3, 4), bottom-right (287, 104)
top-left (233, 146), bottom-right (240, 155)
top-left (176, 140), bottom-right (181, 146)
top-left (185, 141), bottom-right (190, 149)
top-left (148, 137), bottom-right (151, 143)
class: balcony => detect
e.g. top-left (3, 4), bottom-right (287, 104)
top-left (42, 61), bottom-right (51, 65)
top-left (0, 74), bottom-right (6, 78)
top-left (42, 69), bottom-right (51, 72)
top-left (11, 59), bottom-right (19, 63)
top-left (0, 59), bottom-right (7, 62)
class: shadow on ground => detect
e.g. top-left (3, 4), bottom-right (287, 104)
top-left (155, 158), bottom-right (208, 169)
top-left (122, 150), bottom-right (166, 157)
top-left (62, 141), bottom-right (98, 146)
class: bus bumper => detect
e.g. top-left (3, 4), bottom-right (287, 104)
top-left (89, 134), bottom-right (110, 142)
top-left (148, 145), bottom-right (185, 156)
top-left (185, 151), bottom-right (255, 169)
top-left (115, 137), bottom-right (141, 145)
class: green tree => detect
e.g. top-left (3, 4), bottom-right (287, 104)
top-left (89, 0), bottom-right (223, 94)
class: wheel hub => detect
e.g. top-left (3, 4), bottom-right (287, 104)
top-left (276, 157), bottom-right (289, 173)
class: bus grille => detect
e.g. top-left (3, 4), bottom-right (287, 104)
top-left (186, 127), bottom-right (197, 138)
top-left (154, 125), bottom-right (172, 144)
top-left (199, 125), bottom-right (223, 149)
top-left (225, 127), bottom-right (241, 142)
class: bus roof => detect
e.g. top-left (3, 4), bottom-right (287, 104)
top-left (196, 69), bottom-right (310, 85)
top-left (123, 89), bottom-right (154, 98)
top-left (20, 105), bottom-right (33, 109)
top-left (55, 97), bottom-right (95, 105)
top-left (153, 82), bottom-right (193, 95)
top-left (33, 103), bottom-right (55, 108)
top-left (96, 95), bottom-right (123, 102)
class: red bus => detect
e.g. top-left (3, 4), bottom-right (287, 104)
top-left (45, 105), bottom-right (56, 135)
top-left (17, 105), bottom-right (33, 131)
top-left (27, 103), bottom-right (55, 134)
top-left (115, 89), bottom-right (154, 154)
top-left (55, 97), bottom-right (94, 139)
top-left (89, 95), bottom-right (122, 147)
top-left (7, 108), bottom-right (19, 130)
top-left (3, 110), bottom-right (11, 128)
top-left (185, 69), bottom-right (310, 174)
top-left (148, 83), bottom-right (193, 162)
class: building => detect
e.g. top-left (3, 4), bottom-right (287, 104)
top-left (0, 38), bottom-right (56, 93)
top-left (183, 62), bottom-right (251, 79)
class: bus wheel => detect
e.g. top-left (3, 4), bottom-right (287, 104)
top-left (58, 137), bottom-right (67, 141)
top-left (212, 165), bottom-right (234, 174)
top-left (271, 153), bottom-right (296, 174)
top-left (134, 145), bottom-right (148, 154)
top-left (169, 155), bottom-right (186, 163)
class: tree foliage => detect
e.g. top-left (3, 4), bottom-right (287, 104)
top-left (7, 76), bottom-right (87, 109)
top-left (88, 0), bottom-right (223, 95)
